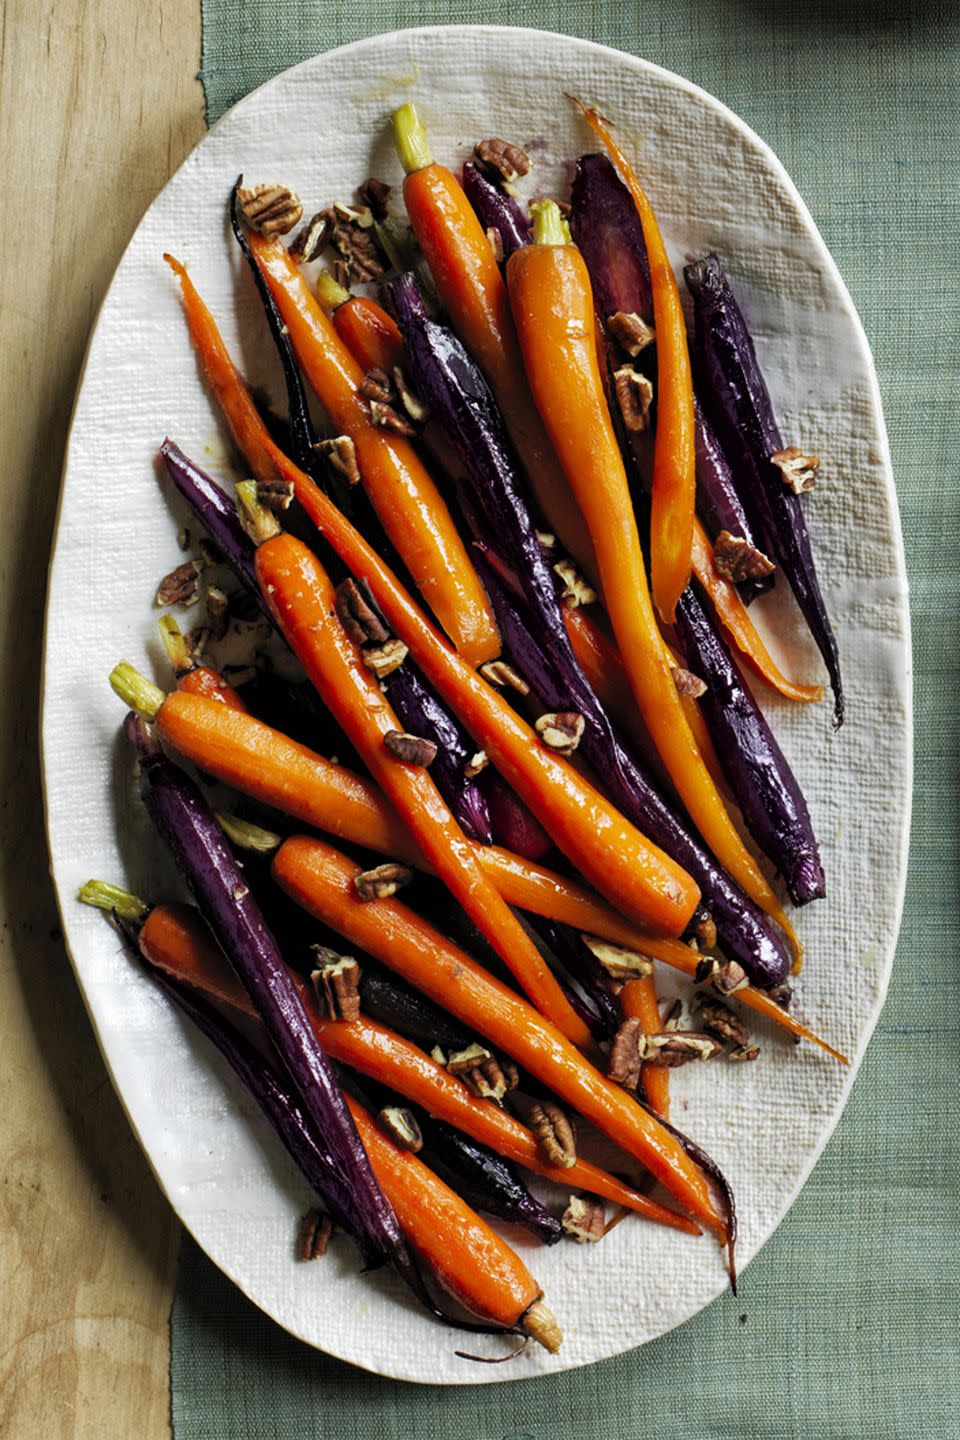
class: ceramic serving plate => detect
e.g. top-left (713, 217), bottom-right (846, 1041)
top-left (41, 25), bottom-right (911, 1382)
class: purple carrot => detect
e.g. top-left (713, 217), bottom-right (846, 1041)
top-left (528, 916), bottom-right (620, 1039)
top-left (462, 161), bottom-right (532, 259)
top-left (693, 398), bottom-right (774, 601)
top-left (673, 584), bottom-right (824, 904)
top-left (359, 967), bottom-right (473, 1053)
top-left (684, 254), bottom-right (843, 723)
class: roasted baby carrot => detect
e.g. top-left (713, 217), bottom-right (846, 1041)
top-left (391, 103), bottom-right (594, 578)
top-left (157, 615), bottom-right (249, 712)
top-left (273, 833), bottom-right (730, 1236)
top-left (620, 977), bottom-right (671, 1119)
top-left (316, 270), bottom-right (405, 373)
top-left (255, 532), bottom-right (591, 1047)
top-left (506, 203), bottom-right (797, 953)
top-left (166, 250), bottom-right (499, 667)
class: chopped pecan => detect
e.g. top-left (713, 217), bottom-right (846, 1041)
top-left (177, 526), bottom-right (191, 551)
top-left (317, 434), bottom-right (361, 487)
top-left (327, 205), bottom-right (385, 283)
top-left (614, 366), bottom-right (654, 433)
top-left (553, 557), bottom-right (597, 608)
top-left (392, 367), bottom-right (429, 423)
top-left (464, 750), bottom-right (488, 778)
top-left (713, 531), bottom-right (776, 585)
top-left (638, 1031), bottom-right (723, 1067)
top-left (354, 862), bottom-right (414, 902)
top-left (289, 210), bottom-right (331, 262)
top-left (672, 665), bottom-right (707, 699)
top-left (661, 997), bottom-right (684, 1032)
top-left (359, 367), bottom-right (394, 404)
top-left (357, 176), bottom-right (392, 219)
top-left (562, 1194), bottom-right (605, 1243)
top-left (205, 585), bottom-right (230, 640)
top-left (378, 1105), bottom-right (423, 1152)
top-left (537, 531), bottom-right (557, 552)
top-left (535, 711), bottom-right (585, 755)
top-left (486, 226), bottom-right (504, 263)
top-left (332, 200), bottom-right (374, 229)
top-left (156, 558), bottom-right (202, 607)
top-left (694, 912), bottom-right (718, 951)
top-left (695, 956), bottom-right (749, 995)
top-left (185, 626), bottom-right (209, 660)
top-left (581, 935), bottom-right (653, 981)
top-left (447, 1044), bottom-right (516, 1103)
top-left (474, 138), bottom-right (531, 182)
top-left (331, 257), bottom-right (352, 289)
top-left (697, 998), bottom-right (749, 1048)
top-left (384, 730), bottom-right (438, 767)
top-left (367, 399), bottom-right (417, 436)
top-left (478, 659), bottom-right (530, 695)
top-left (310, 948), bottom-right (362, 1021)
top-left (362, 638), bottom-right (408, 678)
top-left (729, 1043), bottom-right (761, 1062)
top-left (607, 311), bottom-right (656, 356)
top-left (237, 183), bottom-right (303, 236)
top-left (530, 1101), bottom-right (576, 1167)
top-left (256, 478), bottom-right (294, 513)
top-left (298, 1207), bottom-right (333, 1260)
top-left (607, 1016), bottom-right (644, 1090)
top-left (771, 446), bottom-right (819, 494)
top-left (335, 577), bottom-right (389, 646)
top-left (767, 982), bottom-right (793, 1009)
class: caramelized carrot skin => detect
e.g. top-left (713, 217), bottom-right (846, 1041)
top-left (273, 834), bottom-right (726, 1235)
top-left (176, 665), bottom-right (249, 711)
top-left (332, 294), bottom-right (404, 373)
top-left (621, 977), bottom-right (670, 1119)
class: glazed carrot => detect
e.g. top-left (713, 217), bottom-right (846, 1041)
top-left (573, 101), bottom-right (695, 623)
top-left (138, 894), bottom-right (693, 1230)
top-left (506, 205), bottom-right (798, 953)
top-left (316, 270), bottom-right (405, 373)
top-left (273, 834), bottom-right (730, 1236)
top-left (255, 533), bottom-right (591, 1047)
top-left (166, 251), bottom-right (499, 667)
top-left (157, 615), bottom-right (249, 712)
top-left (621, 978), bottom-right (670, 1119)
top-left (391, 104), bottom-right (595, 578)
top-left (164, 264), bottom-right (698, 937)
top-left (691, 518), bottom-right (824, 704)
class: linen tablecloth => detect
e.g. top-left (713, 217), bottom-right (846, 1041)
top-left (172, 3), bottom-right (959, 1433)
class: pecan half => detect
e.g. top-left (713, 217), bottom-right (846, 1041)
top-left (464, 750), bottom-right (488, 778)
top-left (362, 638), bottom-right (408, 678)
top-left (729, 1043), bottom-right (761, 1062)
top-left (638, 1031), bottom-right (722, 1067)
top-left (354, 862), bottom-right (414, 902)
top-left (479, 659), bottom-right (530, 695)
top-left (357, 176), bottom-right (392, 220)
top-left (530, 1101), bottom-right (576, 1167)
top-left (384, 730), bottom-right (438, 767)
top-left (205, 585), bottom-right (231, 640)
top-left (535, 711), bottom-right (585, 755)
top-left (607, 1015), bottom-right (644, 1090)
top-left (607, 311), bottom-right (656, 357)
top-left (256, 478), bottom-right (294, 513)
top-left (317, 435), bottom-right (361, 486)
top-left (335, 577), bottom-right (389, 646)
top-left (367, 399), bottom-right (417, 436)
top-left (661, 997), bottom-right (684, 1032)
top-left (581, 934), bottom-right (653, 981)
top-left (237, 183), bottom-right (303, 236)
top-left (359, 367), bottom-right (394, 404)
top-left (695, 956), bottom-right (749, 995)
top-left (614, 366), bottom-right (654, 433)
top-left (697, 998), bottom-right (749, 1048)
top-left (672, 665), bottom-right (707, 699)
top-left (553, 558), bottom-right (597, 608)
top-left (713, 531), bottom-right (776, 585)
top-left (327, 205), bottom-right (385, 283)
top-left (474, 138), bottom-right (531, 182)
top-left (310, 948), bottom-right (362, 1021)
top-left (392, 367), bottom-right (429, 423)
top-left (378, 1105), bottom-right (423, 1152)
top-left (447, 1044), bottom-right (517, 1103)
top-left (562, 1194), bottom-right (605, 1243)
top-left (289, 210), bottom-right (331, 262)
top-left (298, 1207), bottom-right (333, 1260)
top-left (156, 558), bottom-right (202, 607)
top-left (771, 446), bottom-right (819, 494)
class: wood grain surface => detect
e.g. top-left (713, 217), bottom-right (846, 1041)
top-left (0, 3), bottom-right (204, 1435)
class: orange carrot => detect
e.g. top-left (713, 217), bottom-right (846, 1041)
top-left (153, 688), bottom-right (842, 1058)
top-left (273, 834), bottom-right (730, 1236)
top-left (620, 977), bottom-right (670, 1119)
top-left (166, 250), bottom-right (499, 667)
top-left (506, 206), bottom-right (798, 954)
top-left (255, 532), bottom-right (591, 1047)
top-left (691, 519), bottom-right (824, 704)
top-left (315, 270), bottom-right (406, 373)
top-left (573, 102), bottom-right (695, 623)
top-left (391, 104), bottom-right (595, 579)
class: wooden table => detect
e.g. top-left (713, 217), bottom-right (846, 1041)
top-left (0, 4), bottom-right (204, 1434)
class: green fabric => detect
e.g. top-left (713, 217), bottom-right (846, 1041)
top-left (175, 2), bottom-right (959, 1433)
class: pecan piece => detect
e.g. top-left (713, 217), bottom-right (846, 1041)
top-left (607, 1016), bottom-right (644, 1090)
top-left (535, 711), bottom-right (585, 755)
top-left (614, 366), bottom-right (654, 433)
top-left (553, 558), bottom-right (597, 608)
top-left (474, 138), bottom-right (531, 183)
top-left (384, 730), bottom-right (438, 767)
top-left (357, 176), bottom-right (392, 219)
top-left (354, 862), bottom-right (414, 902)
top-left (767, 982), bottom-right (793, 1010)
top-left (392, 367), bottom-right (429, 423)
top-left (464, 750), bottom-right (488, 778)
top-left (529, 1101), bottom-right (576, 1167)
top-left (713, 531), bottom-right (776, 585)
top-left (289, 210), bottom-right (331, 262)
top-left (237, 183), bottom-right (303, 236)
top-left (335, 577), bottom-right (389, 646)
top-left (581, 935), bottom-right (653, 981)
top-left (694, 912), bottom-right (718, 951)
top-left (638, 1031), bottom-right (723, 1067)
top-left (256, 478), bottom-right (295, 513)
top-left (661, 997), bottom-right (684, 1032)
top-left (447, 1044), bottom-right (517, 1103)
top-left (177, 526), bottom-right (191, 551)
top-left (156, 558), bottom-right (202, 607)
top-left (378, 1105), bottom-right (423, 1152)
top-left (695, 956), bottom-right (749, 995)
top-left (729, 1043), bottom-right (761, 1062)
top-left (205, 585), bottom-right (231, 641)
top-left (562, 1194), bottom-right (605, 1243)
top-left (607, 311), bottom-right (656, 356)
top-left (310, 948), bottom-right (362, 1021)
top-left (317, 435), bottom-right (361, 486)
top-left (672, 665), bottom-right (707, 698)
top-left (359, 367), bottom-right (394, 404)
top-left (486, 226), bottom-right (504, 263)
top-left (771, 446), bottom-right (819, 494)
top-left (479, 659), bottom-right (530, 695)
top-left (362, 638), bottom-right (408, 678)
top-left (367, 399), bottom-right (417, 436)
top-left (298, 1207), bottom-right (333, 1260)
top-left (327, 206), bottom-right (385, 283)
top-left (697, 998), bottom-right (749, 1048)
